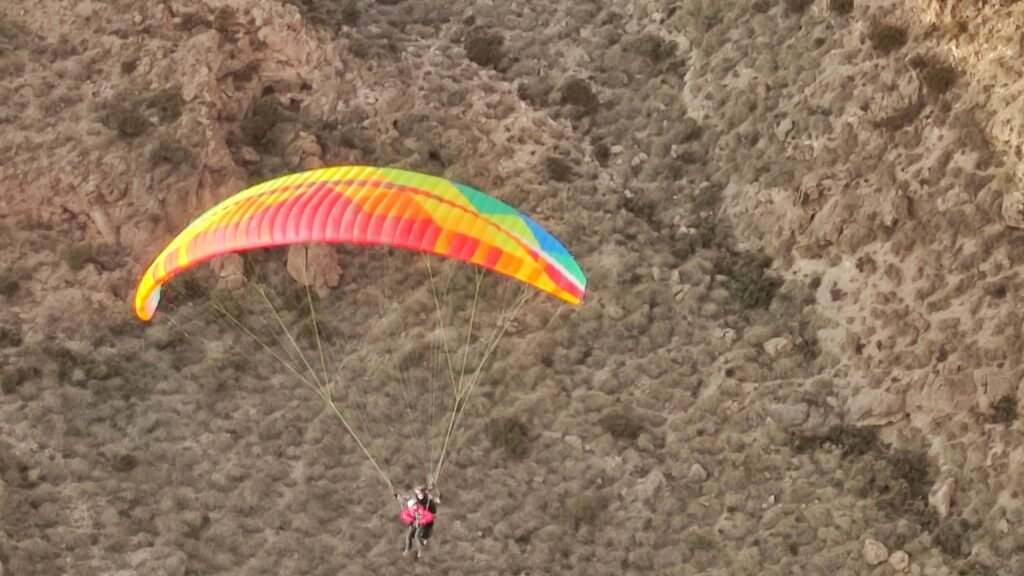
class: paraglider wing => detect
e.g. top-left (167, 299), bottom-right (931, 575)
top-left (133, 166), bottom-right (586, 320)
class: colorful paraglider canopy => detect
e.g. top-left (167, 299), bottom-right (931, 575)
top-left (133, 165), bottom-right (586, 320)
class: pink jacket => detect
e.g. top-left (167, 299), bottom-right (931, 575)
top-left (400, 504), bottom-right (435, 526)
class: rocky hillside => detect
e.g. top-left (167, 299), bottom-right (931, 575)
top-left (1, 0), bottom-right (1024, 574)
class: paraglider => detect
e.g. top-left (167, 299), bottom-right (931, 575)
top-left (398, 484), bottom-right (440, 558)
top-left (132, 165), bottom-right (586, 556)
top-left (134, 165), bottom-right (585, 322)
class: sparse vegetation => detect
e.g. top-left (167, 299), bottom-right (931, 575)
top-left (868, 21), bottom-right (908, 54)
top-left (828, 0), bottom-right (854, 15)
top-left (598, 410), bottom-right (644, 441)
top-left (792, 426), bottom-right (934, 523)
top-left (486, 416), bottom-right (530, 458)
top-left (464, 30), bottom-right (504, 70)
top-left (0, 325), bottom-right (22, 349)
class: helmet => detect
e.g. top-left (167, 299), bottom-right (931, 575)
top-left (406, 498), bottom-right (418, 508)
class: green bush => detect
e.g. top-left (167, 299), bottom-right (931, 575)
top-left (599, 410), bottom-right (644, 441)
top-left (486, 416), bottom-right (530, 458)
top-left (724, 253), bottom-right (781, 310)
top-left (868, 21), bottom-right (908, 54)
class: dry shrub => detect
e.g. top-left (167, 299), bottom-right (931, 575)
top-left (0, 269), bottom-right (19, 298)
top-left (933, 518), bottom-right (972, 558)
top-left (868, 21), bottom-right (908, 54)
top-left (110, 453), bottom-right (138, 473)
top-left (150, 134), bottom-right (191, 166)
top-left (623, 33), bottom-right (676, 63)
top-left (240, 94), bottom-right (286, 152)
top-left (464, 30), bottom-right (504, 70)
top-left (286, 0), bottom-right (361, 29)
top-left (784, 0), bottom-right (814, 14)
top-left (0, 324), bottom-right (22, 349)
top-left (921, 62), bottom-right (957, 95)
top-left (598, 410), bottom-right (644, 441)
top-left (792, 426), bottom-right (933, 524)
top-left (559, 78), bottom-right (598, 116)
top-left (563, 494), bottom-right (598, 529)
top-left (544, 156), bottom-right (575, 183)
top-left (828, 0), bottom-right (853, 15)
top-left (990, 394), bottom-right (1018, 424)
top-left (874, 98), bottom-right (924, 131)
top-left (145, 86), bottom-right (183, 123)
top-left (486, 416), bottom-right (530, 459)
top-left (1, 366), bottom-right (37, 394)
top-left (99, 101), bottom-right (150, 138)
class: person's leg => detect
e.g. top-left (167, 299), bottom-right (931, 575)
top-left (404, 525), bottom-right (415, 555)
top-left (414, 525), bottom-right (426, 558)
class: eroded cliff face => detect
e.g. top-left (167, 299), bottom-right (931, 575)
top-left (2, 0), bottom-right (1024, 574)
